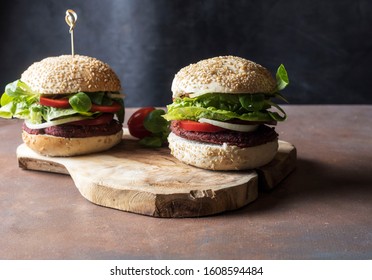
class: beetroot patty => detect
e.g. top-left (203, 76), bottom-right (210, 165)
top-left (170, 121), bottom-right (277, 148)
top-left (22, 120), bottom-right (122, 138)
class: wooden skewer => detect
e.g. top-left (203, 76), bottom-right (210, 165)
top-left (65, 9), bottom-right (78, 56)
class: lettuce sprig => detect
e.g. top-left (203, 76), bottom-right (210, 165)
top-left (0, 80), bottom-right (124, 124)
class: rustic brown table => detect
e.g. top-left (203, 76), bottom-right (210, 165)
top-left (1, 105), bottom-right (371, 259)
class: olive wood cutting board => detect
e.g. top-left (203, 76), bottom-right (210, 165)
top-left (16, 135), bottom-right (296, 218)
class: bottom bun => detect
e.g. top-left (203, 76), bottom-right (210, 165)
top-left (168, 132), bottom-right (278, 170)
top-left (22, 130), bottom-right (123, 157)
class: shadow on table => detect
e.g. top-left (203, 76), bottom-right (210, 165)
top-left (231, 158), bottom-right (372, 216)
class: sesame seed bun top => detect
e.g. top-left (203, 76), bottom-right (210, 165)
top-left (171, 56), bottom-right (276, 98)
top-left (21, 55), bottom-right (121, 94)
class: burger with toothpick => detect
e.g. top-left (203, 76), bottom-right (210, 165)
top-left (0, 54), bottom-right (125, 156)
top-left (0, 10), bottom-right (125, 157)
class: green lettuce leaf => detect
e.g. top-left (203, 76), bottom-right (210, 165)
top-left (0, 80), bottom-right (39, 120)
top-left (5, 80), bottom-right (34, 97)
top-left (140, 109), bottom-right (170, 148)
top-left (1, 90), bottom-right (15, 107)
top-left (164, 93), bottom-right (286, 122)
top-left (44, 107), bottom-right (95, 122)
top-left (114, 98), bottom-right (125, 124)
top-left (89, 91), bottom-right (114, 106)
top-left (276, 64), bottom-right (289, 91)
top-left (69, 92), bottom-right (92, 112)
top-left (0, 102), bottom-right (14, 118)
top-left (144, 109), bottom-right (169, 134)
top-left (164, 105), bottom-right (285, 122)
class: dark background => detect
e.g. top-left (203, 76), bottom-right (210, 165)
top-left (1, 0), bottom-right (371, 107)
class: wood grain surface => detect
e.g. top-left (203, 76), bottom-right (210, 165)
top-left (16, 137), bottom-right (296, 218)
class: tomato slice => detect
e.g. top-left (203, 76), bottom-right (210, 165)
top-left (39, 96), bottom-right (70, 108)
top-left (127, 107), bottom-right (156, 138)
top-left (69, 113), bottom-right (114, 126)
top-left (40, 96), bottom-right (122, 113)
top-left (178, 120), bottom-right (225, 132)
top-left (90, 101), bottom-right (122, 113)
